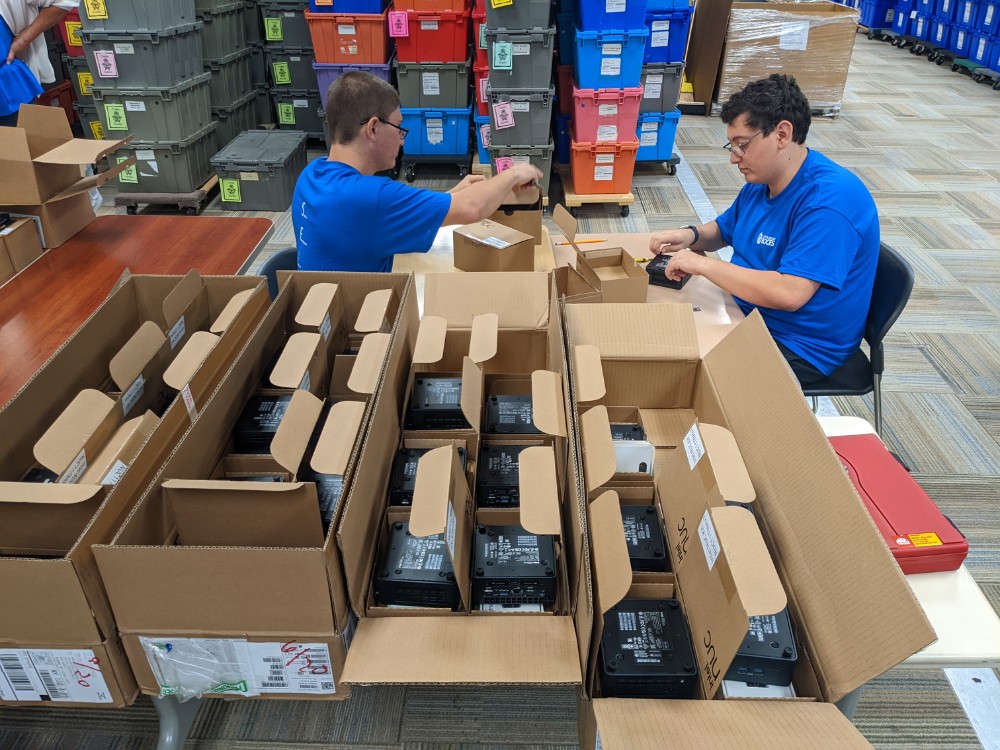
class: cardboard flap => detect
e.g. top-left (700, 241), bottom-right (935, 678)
top-left (460, 357), bottom-right (484, 430)
top-left (32, 133), bottom-right (131, 166)
top-left (552, 204), bottom-right (578, 246)
top-left (580, 406), bottom-right (617, 491)
top-left (0, 126), bottom-right (31, 161)
top-left (638, 408), bottom-right (698, 448)
top-left (162, 331), bottom-right (219, 390)
top-left (589, 490), bottom-right (632, 615)
top-left (33, 389), bottom-right (117, 475)
top-left (162, 269), bottom-right (203, 329)
top-left (0, 482), bottom-right (103, 505)
top-left (310, 400), bottom-right (365, 476)
top-left (409, 446), bottom-right (453, 537)
top-left (209, 288), bottom-right (257, 334)
top-left (455, 219), bottom-right (534, 250)
top-left (530, 370), bottom-right (566, 437)
top-left (46, 151), bottom-right (135, 202)
top-left (348, 332), bottom-right (390, 395)
top-left (573, 345), bottom-right (606, 403)
top-left (468, 313), bottom-right (498, 364)
top-left (518, 446), bottom-right (561, 536)
top-left (701, 423), bottom-right (755, 505)
top-left (270, 389), bottom-right (324, 473)
top-left (294, 282), bottom-right (339, 329)
top-left (592, 698), bottom-right (875, 749)
top-left (424, 273), bottom-right (550, 330)
top-left (78, 410), bottom-right (158, 485)
top-left (270, 332), bottom-right (321, 389)
top-left (565, 303), bottom-right (700, 360)
top-left (355, 288), bottom-right (394, 333)
top-left (712, 505), bottom-right (787, 615)
top-left (413, 315), bottom-right (448, 364)
top-left (342, 616), bottom-right (581, 685)
top-left (109, 320), bottom-right (167, 391)
top-left (17, 103), bottom-right (74, 140)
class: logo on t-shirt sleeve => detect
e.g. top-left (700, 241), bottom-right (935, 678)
top-left (756, 232), bottom-right (777, 247)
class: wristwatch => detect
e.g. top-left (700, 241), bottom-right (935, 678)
top-left (684, 225), bottom-right (700, 246)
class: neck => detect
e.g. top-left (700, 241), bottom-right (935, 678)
top-left (328, 143), bottom-right (376, 175)
top-left (767, 145), bottom-right (809, 198)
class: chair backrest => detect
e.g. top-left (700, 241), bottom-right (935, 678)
top-left (865, 242), bottom-right (914, 374)
top-left (258, 247), bottom-right (297, 299)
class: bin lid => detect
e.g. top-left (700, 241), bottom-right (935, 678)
top-left (210, 129), bottom-right (308, 167)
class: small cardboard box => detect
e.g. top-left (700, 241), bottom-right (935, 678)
top-left (553, 205), bottom-right (647, 303)
top-left (453, 219), bottom-right (535, 273)
top-left (489, 202), bottom-right (543, 244)
top-left (0, 218), bottom-right (44, 276)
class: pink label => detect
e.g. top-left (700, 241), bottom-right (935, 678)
top-left (93, 50), bottom-right (118, 79)
top-left (479, 123), bottom-right (491, 147)
top-left (478, 77), bottom-right (488, 103)
top-left (492, 101), bottom-right (515, 130)
top-left (388, 11), bottom-right (408, 37)
top-left (495, 156), bottom-right (514, 173)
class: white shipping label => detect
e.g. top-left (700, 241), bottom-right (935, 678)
top-left (421, 20), bottom-right (438, 30)
top-left (113, 43), bottom-right (134, 54)
top-left (595, 153), bottom-right (615, 164)
top-left (299, 370), bottom-right (311, 392)
top-left (422, 71), bottom-right (440, 96)
top-left (481, 235), bottom-right (511, 248)
top-left (602, 42), bottom-right (622, 55)
top-left (652, 19), bottom-right (671, 31)
top-left (136, 148), bottom-right (155, 161)
top-left (122, 374), bottom-right (144, 416)
top-left (512, 43), bottom-right (530, 55)
top-left (125, 101), bottom-right (146, 112)
top-left (511, 155), bottom-right (530, 165)
top-left (598, 103), bottom-right (618, 116)
top-left (600, 57), bottom-right (621, 76)
top-left (320, 311), bottom-right (332, 341)
top-left (446, 500), bottom-right (458, 559)
top-left (101, 459), bottom-right (129, 486)
top-left (963, 3), bottom-right (971, 21)
top-left (511, 101), bottom-right (530, 112)
top-left (641, 121), bottom-right (658, 131)
top-left (239, 171), bottom-right (260, 181)
top-left (909, 9), bottom-right (917, 19)
top-left (293, 99), bottom-right (308, 108)
top-left (779, 22), bottom-right (809, 51)
top-left (986, 3), bottom-right (993, 22)
top-left (245, 642), bottom-right (336, 695)
top-left (978, 38), bottom-right (987, 58)
top-left (290, 55), bottom-right (301, 61)
top-left (606, 0), bottom-right (626, 12)
top-left (698, 510), bottom-right (722, 571)
top-left (58, 449), bottom-right (88, 484)
top-left (594, 165), bottom-right (614, 181)
top-left (181, 384), bottom-right (198, 421)
top-left (651, 30), bottom-right (670, 47)
top-left (426, 119), bottom-right (443, 145)
top-left (0, 649), bottom-right (113, 703)
top-left (168, 315), bottom-right (186, 349)
top-left (683, 423), bottom-right (706, 469)
top-left (596, 125), bottom-right (618, 141)
top-left (338, 24), bottom-right (356, 34)
top-left (644, 80), bottom-right (662, 98)
top-left (640, 131), bottom-right (658, 146)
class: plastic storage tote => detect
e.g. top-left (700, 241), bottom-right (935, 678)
top-left (975, 1), bottom-right (1000, 33)
top-left (557, 11), bottom-right (575, 65)
top-left (485, 0), bottom-right (551, 32)
top-left (639, 61), bottom-right (682, 112)
top-left (394, 0), bottom-right (466, 9)
top-left (555, 112), bottom-right (571, 163)
top-left (557, 64), bottom-right (573, 114)
top-left (489, 141), bottom-right (554, 193)
top-left (569, 138), bottom-right (639, 194)
top-left (272, 89), bottom-right (324, 135)
top-left (80, 23), bottom-right (205, 89)
top-left (92, 73), bottom-right (213, 141)
top-left (473, 8), bottom-right (488, 67)
top-left (210, 129), bottom-right (308, 210)
top-left (891, 5), bottom-right (913, 34)
top-left (266, 47), bottom-right (319, 88)
top-left (915, 0), bottom-right (933, 13)
top-left (213, 89), bottom-right (259, 146)
top-left (37, 81), bottom-right (75, 125)
top-left (198, 2), bottom-right (251, 59)
top-left (474, 63), bottom-right (489, 115)
top-left (474, 113), bottom-right (491, 164)
top-left (572, 84), bottom-right (641, 143)
top-left (59, 8), bottom-right (85, 57)
top-left (396, 61), bottom-right (469, 108)
top-left (969, 33), bottom-right (995, 64)
top-left (399, 106), bottom-right (473, 156)
top-left (578, 0), bottom-right (648, 31)
top-left (911, 13), bottom-right (931, 39)
top-left (635, 108), bottom-right (678, 161)
top-left (114, 122), bottom-right (220, 193)
top-left (250, 42), bottom-right (268, 85)
top-left (486, 87), bottom-right (555, 146)
top-left (643, 8), bottom-right (690, 63)
top-left (261, 0), bottom-right (313, 47)
top-left (306, 9), bottom-right (389, 64)
top-left (956, 0), bottom-right (976, 26)
top-left (75, 100), bottom-right (105, 139)
top-left (858, 0), bottom-right (895, 27)
top-left (933, 0), bottom-right (957, 20)
top-left (395, 10), bottom-right (470, 63)
top-left (314, 60), bottom-right (393, 106)
top-left (647, 0), bottom-right (690, 10)
top-left (79, 0), bottom-right (197, 31)
top-left (485, 26), bottom-right (557, 90)
top-left (929, 17), bottom-right (949, 45)
top-left (574, 28), bottom-right (647, 89)
top-left (949, 24), bottom-right (972, 54)
top-left (309, 0), bottom-right (386, 11)
top-left (64, 54), bottom-right (94, 100)
top-left (205, 48), bottom-right (255, 108)
top-left (253, 84), bottom-right (273, 124)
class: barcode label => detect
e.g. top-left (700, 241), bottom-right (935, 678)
top-left (0, 653), bottom-right (42, 701)
top-left (0, 649), bottom-right (113, 703)
top-left (246, 642), bottom-right (336, 695)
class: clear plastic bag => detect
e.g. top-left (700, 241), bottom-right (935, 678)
top-left (139, 637), bottom-right (260, 701)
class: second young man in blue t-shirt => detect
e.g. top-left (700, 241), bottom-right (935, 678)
top-left (293, 71), bottom-right (543, 273)
top-left (648, 74), bottom-right (880, 386)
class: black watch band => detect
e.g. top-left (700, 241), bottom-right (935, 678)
top-left (685, 225), bottom-right (700, 246)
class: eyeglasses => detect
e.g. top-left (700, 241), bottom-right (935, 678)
top-left (723, 127), bottom-right (773, 157)
top-left (361, 117), bottom-right (409, 139)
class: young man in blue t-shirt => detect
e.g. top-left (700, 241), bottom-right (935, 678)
top-left (648, 74), bottom-right (879, 386)
top-left (292, 71), bottom-right (543, 273)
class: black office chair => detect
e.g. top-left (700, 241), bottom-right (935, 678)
top-left (257, 247), bottom-right (297, 299)
top-left (803, 241), bottom-right (914, 437)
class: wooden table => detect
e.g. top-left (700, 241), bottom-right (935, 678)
top-left (0, 215), bottom-right (273, 407)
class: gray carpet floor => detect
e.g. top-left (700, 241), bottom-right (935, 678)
top-left (2, 32), bottom-right (999, 750)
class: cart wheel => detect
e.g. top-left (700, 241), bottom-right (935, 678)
top-left (569, 207), bottom-right (579, 218)
top-left (666, 163), bottom-right (677, 176)
top-left (404, 164), bottom-right (416, 182)
top-left (458, 165), bottom-right (469, 178)
top-left (867, 30), bottom-right (877, 39)
top-left (927, 51), bottom-right (937, 62)
top-left (973, 73), bottom-right (985, 83)
top-left (993, 80), bottom-right (1000, 90)
top-left (881, 34), bottom-right (893, 41)
top-left (619, 205), bottom-right (630, 218)
top-left (183, 206), bottom-right (198, 216)
top-left (952, 62), bottom-right (961, 71)
top-left (126, 205), bottom-right (138, 215)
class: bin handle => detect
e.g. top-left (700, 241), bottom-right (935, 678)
top-left (424, 112), bottom-right (444, 118)
top-left (336, 15), bottom-right (356, 22)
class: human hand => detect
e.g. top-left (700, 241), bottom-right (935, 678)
top-left (7, 35), bottom-right (28, 65)
top-left (451, 174), bottom-right (486, 193)
top-left (507, 163), bottom-right (544, 192)
top-left (665, 248), bottom-right (706, 281)
top-left (649, 227), bottom-right (697, 255)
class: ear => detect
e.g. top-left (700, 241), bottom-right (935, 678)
top-left (774, 120), bottom-right (795, 147)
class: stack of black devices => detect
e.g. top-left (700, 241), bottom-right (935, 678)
top-left (471, 524), bottom-right (557, 609)
top-left (405, 377), bottom-right (470, 430)
top-left (232, 393), bottom-right (293, 453)
top-left (620, 505), bottom-right (669, 572)
top-left (374, 521), bottom-right (460, 610)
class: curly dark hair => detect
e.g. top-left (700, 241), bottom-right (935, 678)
top-left (720, 74), bottom-right (811, 144)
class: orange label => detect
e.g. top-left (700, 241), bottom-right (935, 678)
top-left (908, 533), bottom-right (943, 547)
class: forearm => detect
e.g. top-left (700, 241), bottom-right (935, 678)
top-left (17, 7), bottom-right (68, 46)
top-left (689, 221), bottom-right (728, 254)
top-left (696, 258), bottom-right (807, 311)
top-left (452, 171), bottom-right (525, 219)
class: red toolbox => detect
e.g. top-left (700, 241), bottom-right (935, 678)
top-left (394, 9), bottom-right (470, 63)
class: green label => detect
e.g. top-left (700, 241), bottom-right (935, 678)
top-left (220, 179), bottom-right (242, 203)
top-left (278, 103), bottom-right (295, 125)
top-left (264, 17), bottom-right (283, 41)
top-left (104, 103), bottom-right (128, 130)
top-left (117, 156), bottom-right (138, 184)
top-left (479, 23), bottom-right (486, 49)
top-left (272, 61), bottom-right (291, 85)
top-left (492, 41), bottom-right (513, 71)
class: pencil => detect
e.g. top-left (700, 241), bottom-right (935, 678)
top-left (554, 239), bottom-right (607, 245)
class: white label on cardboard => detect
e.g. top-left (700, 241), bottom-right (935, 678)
top-left (422, 71), bottom-right (440, 96)
top-left (58, 449), bottom-right (88, 484)
top-left (698, 510), bottom-right (721, 571)
top-left (778, 22), bottom-right (809, 51)
top-left (512, 43), bottom-right (530, 55)
top-left (0, 649), bottom-right (113, 703)
top-left (600, 57), bottom-right (621, 76)
top-left (595, 153), bottom-right (615, 164)
top-left (652, 19), bottom-right (671, 31)
top-left (644, 80), bottom-right (662, 98)
top-left (101, 459), bottom-right (129, 486)
top-left (511, 100), bottom-right (530, 112)
top-left (421, 20), bottom-right (438, 29)
top-left (595, 729), bottom-right (603, 750)
top-left (136, 148), bottom-right (155, 161)
top-left (293, 99), bottom-right (309, 108)
top-left (245, 642), bottom-right (336, 695)
top-left (181, 384), bottom-right (198, 421)
top-left (113, 43), bottom-right (134, 54)
top-left (641, 121), bottom-right (658, 131)
top-left (122, 374), bottom-right (144, 416)
top-left (0, 227), bottom-right (11, 236)
top-left (683, 423), bottom-right (706, 469)
top-left (240, 171), bottom-right (260, 181)
top-left (320, 311), bottom-right (332, 342)
top-left (606, 0), bottom-right (625, 12)
top-left (651, 30), bottom-right (670, 47)
top-left (602, 42), bottom-right (622, 55)
top-left (480, 235), bottom-right (511, 249)
top-left (168, 315), bottom-right (186, 350)
top-left (598, 103), bottom-right (618, 117)
top-left (446, 499), bottom-right (458, 559)
top-left (299, 371), bottom-right (311, 392)
top-left (125, 101), bottom-right (146, 112)
top-left (338, 24), bottom-right (356, 34)
top-left (597, 125), bottom-right (618, 141)
top-left (640, 131), bottom-right (658, 146)
top-left (594, 165), bottom-right (614, 181)
top-left (426, 119), bottom-right (443, 145)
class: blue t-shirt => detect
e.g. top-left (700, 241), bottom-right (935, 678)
top-left (292, 158), bottom-right (451, 272)
top-left (715, 149), bottom-right (879, 375)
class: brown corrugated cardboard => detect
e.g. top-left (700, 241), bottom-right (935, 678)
top-left (489, 203), bottom-right (543, 244)
top-left (552, 205), bottom-right (645, 303)
top-left (453, 220), bottom-right (535, 272)
top-left (0, 218), bottom-right (43, 274)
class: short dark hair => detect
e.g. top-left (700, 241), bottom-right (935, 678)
top-left (720, 74), bottom-right (811, 144)
top-left (324, 71), bottom-right (400, 146)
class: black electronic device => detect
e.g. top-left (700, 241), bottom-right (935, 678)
top-left (610, 423), bottom-right (645, 441)
top-left (724, 608), bottom-right (798, 686)
top-left (620, 505), bottom-right (669, 572)
top-left (599, 598), bottom-right (698, 699)
top-left (298, 464), bottom-right (344, 532)
top-left (388, 446), bottom-right (467, 507)
top-left (232, 393), bottom-right (293, 453)
top-left (404, 377), bottom-right (470, 431)
top-left (21, 467), bottom-right (57, 483)
top-left (471, 524), bottom-right (557, 609)
top-left (373, 521), bottom-right (460, 610)
top-left (229, 475), bottom-right (286, 483)
top-left (484, 394), bottom-right (541, 435)
top-left (645, 254), bottom-right (692, 290)
top-left (476, 444), bottom-right (529, 508)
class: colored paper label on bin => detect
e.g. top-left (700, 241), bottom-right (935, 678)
top-left (495, 156), bottom-right (514, 173)
top-left (221, 179), bottom-right (242, 203)
top-left (389, 11), bottom-right (409, 37)
top-left (479, 77), bottom-right (488, 102)
top-left (89, 120), bottom-right (105, 139)
top-left (93, 50), bottom-right (118, 78)
top-left (493, 41), bottom-right (513, 70)
top-left (117, 157), bottom-right (138, 184)
top-left (78, 72), bottom-right (93, 95)
top-left (479, 124), bottom-right (491, 147)
top-left (908, 533), bottom-right (943, 547)
top-left (492, 0), bottom-right (513, 7)
top-left (104, 104), bottom-right (128, 130)
top-left (273, 62), bottom-right (291, 84)
top-left (278, 103), bottom-right (296, 124)
top-left (65, 21), bottom-right (82, 46)
top-left (479, 23), bottom-right (487, 49)
top-left (492, 101), bottom-right (515, 129)
top-left (265, 17), bottom-right (283, 41)
top-left (84, 0), bottom-right (108, 20)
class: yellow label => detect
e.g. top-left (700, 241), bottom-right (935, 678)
top-left (89, 120), bottom-right (105, 139)
top-left (85, 0), bottom-right (108, 20)
top-left (65, 21), bottom-right (83, 46)
top-left (78, 72), bottom-right (94, 96)
top-left (908, 533), bottom-right (943, 547)
top-left (220, 179), bottom-right (242, 203)
top-left (491, 0), bottom-right (514, 7)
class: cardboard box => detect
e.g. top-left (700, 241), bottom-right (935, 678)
top-left (453, 220), bottom-right (536, 273)
top-left (0, 105), bottom-right (134, 247)
top-left (0, 273), bottom-right (269, 708)
top-left (564, 303), bottom-right (936, 742)
top-left (715, 2), bottom-right (860, 112)
top-left (553, 205), bottom-right (646, 303)
top-left (0, 218), bottom-right (44, 278)
top-left (489, 202), bottom-right (543, 244)
top-left (93, 273), bottom-right (414, 702)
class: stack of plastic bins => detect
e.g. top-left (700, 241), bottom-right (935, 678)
top-left (483, 0), bottom-right (555, 193)
top-left (80, 0), bottom-right (219, 194)
top-left (196, 0), bottom-right (256, 147)
top-left (553, 0), bottom-right (575, 164)
top-left (633, 0), bottom-right (683, 168)
top-left (257, 0), bottom-right (319, 138)
top-left (57, 7), bottom-right (85, 58)
top-left (211, 129), bottom-right (308, 210)
top-left (239, 0), bottom-right (271, 125)
top-left (892, 0), bottom-right (915, 36)
top-left (969, 0), bottom-right (999, 71)
top-left (947, 0), bottom-right (975, 56)
top-left (859, 0), bottom-right (896, 29)
top-left (64, 52), bottom-right (97, 136)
